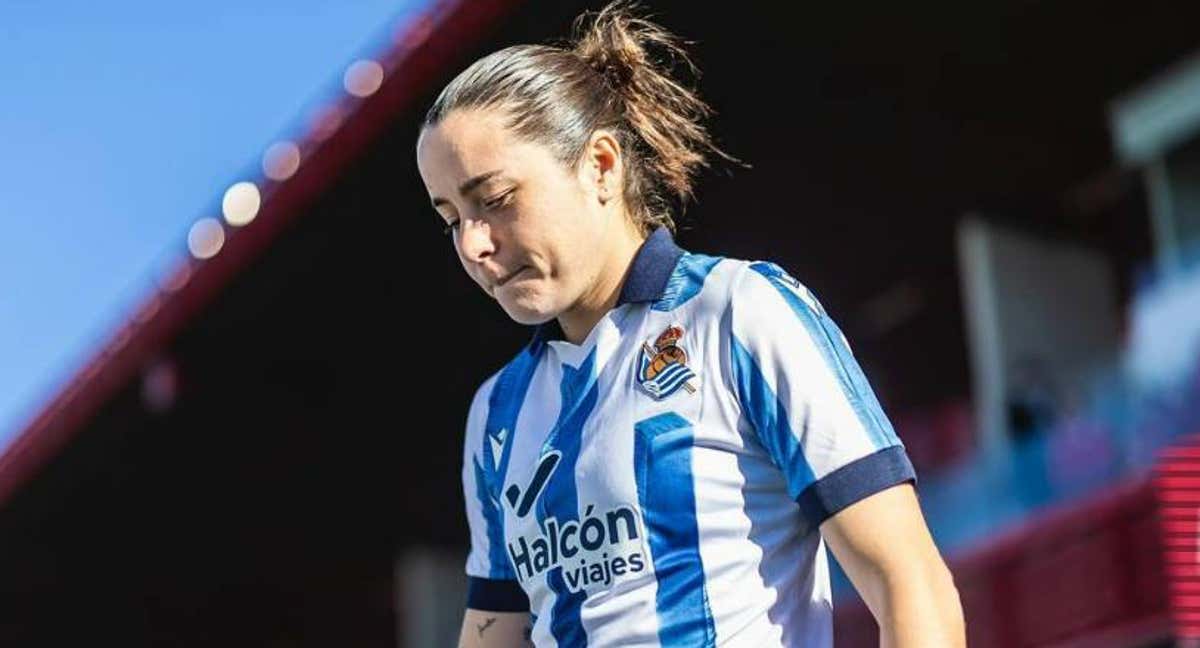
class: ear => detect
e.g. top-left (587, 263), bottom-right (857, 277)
top-left (579, 129), bottom-right (622, 205)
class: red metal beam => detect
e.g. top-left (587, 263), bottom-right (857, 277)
top-left (0, 0), bottom-right (526, 508)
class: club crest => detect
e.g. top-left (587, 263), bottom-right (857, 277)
top-left (637, 325), bottom-right (697, 399)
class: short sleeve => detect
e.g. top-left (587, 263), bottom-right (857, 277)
top-left (728, 261), bottom-right (916, 528)
top-left (462, 375), bottom-right (528, 611)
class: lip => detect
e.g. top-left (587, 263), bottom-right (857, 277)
top-left (495, 266), bottom-right (530, 288)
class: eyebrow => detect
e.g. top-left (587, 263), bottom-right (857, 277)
top-left (430, 170), bottom-right (504, 208)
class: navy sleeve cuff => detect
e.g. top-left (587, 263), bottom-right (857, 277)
top-left (466, 576), bottom-right (529, 612)
top-left (795, 445), bottom-right (916, 529)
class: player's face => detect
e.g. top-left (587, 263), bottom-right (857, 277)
top-left (417, 108), bottom-right (613, 325)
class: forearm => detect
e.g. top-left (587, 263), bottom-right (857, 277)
top-left (458, 609), bottom-right (532, 648)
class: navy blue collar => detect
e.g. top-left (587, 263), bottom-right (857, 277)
top-left (617, 226), bottom-right (685, 306)
top-left (533, 226), bottom-right (684, 345)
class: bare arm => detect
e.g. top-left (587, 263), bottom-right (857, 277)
top-left (458, 609), bottom-right (533, 648)
top-left (820, 483), bottom-right (965, 648)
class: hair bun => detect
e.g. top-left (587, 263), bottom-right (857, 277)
top-left (590, 49), bottom-right (637, 91)
top-left (571, 2), bottom-right (652, 93)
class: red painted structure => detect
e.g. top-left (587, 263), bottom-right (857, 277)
top-left (0, 0), bottom-right (524, 509)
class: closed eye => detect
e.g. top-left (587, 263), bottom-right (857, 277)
top-left (482, 189), bottom-right (514, 211)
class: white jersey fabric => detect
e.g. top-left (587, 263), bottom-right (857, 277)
top-left (462, 227), bottom-right (915, 647)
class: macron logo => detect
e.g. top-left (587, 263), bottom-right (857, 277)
top-left (488, 428), bottom-right (508, 470)
top-left (504, 451), bottom-right (561, 518)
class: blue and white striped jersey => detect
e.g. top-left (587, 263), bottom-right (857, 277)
top-left (462, 227), bottom-right (915, 647)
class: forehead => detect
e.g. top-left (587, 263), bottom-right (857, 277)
top-left (417, 109), bottom-right (515, 182)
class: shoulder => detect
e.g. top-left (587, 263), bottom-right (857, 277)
top-left (730, 258), bottom-right (827, 318)
top-left (712, 258), bottom-right (841, 362)
top-left (652, 253), bottom-right (761, 313)
top-left (671, 254), bottom-right (824, 320)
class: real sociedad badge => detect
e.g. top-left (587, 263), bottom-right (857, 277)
top-left (637, 325), bottom-right (697, 399)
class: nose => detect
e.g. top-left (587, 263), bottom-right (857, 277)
top-left (457, 218), bottom-right (495, 265)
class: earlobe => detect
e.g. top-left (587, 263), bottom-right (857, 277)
top-left (589, 130), bottom-right (621, 205)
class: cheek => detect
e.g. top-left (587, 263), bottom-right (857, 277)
top-left (508, 189), bottom-right (589, 278)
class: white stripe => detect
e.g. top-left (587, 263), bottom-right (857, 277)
top-left (577, 356), bottom-right (663, 647)
top-left (463, 374), bottom-right (499, 578)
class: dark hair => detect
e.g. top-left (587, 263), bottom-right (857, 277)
top-left (423, 1), bottom-right (733, 235)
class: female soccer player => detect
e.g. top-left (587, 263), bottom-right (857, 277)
top-left (416, 3), bottom-right (965, 646)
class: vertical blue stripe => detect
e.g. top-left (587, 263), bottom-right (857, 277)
top-left (653, 253), bottom-right (724, 312)
top-left (634, 413), bottom-right (716, 648)
top-left (731, 336), bottom-right (817, 499)
top-left (748, 262), bottom-right (899, 450)
top-left (479, 344), bottom-right (542, 578)
top-left (538, 349), bottom-right (600, 647)
top-left (485, 345), bottom-right (542, 482)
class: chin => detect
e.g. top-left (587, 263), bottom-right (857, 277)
top-left (497, 292), bottom-right (558, 326)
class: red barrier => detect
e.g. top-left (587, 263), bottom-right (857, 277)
top-left (1155, 436), bottom-right (1200, 642)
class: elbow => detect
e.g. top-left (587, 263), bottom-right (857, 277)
top-left (879, 559), bottom-right (966, 647)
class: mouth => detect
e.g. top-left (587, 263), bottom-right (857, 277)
top-left (495, 266), bottom-right (530, 288)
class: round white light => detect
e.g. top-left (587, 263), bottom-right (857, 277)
top-left (344, 59), bottom-right (384, 97)
top-left (263, 141), bottom-right (301, 181)
top-left (188, 218), bottom-right (225, 259)
top-left (222, 181), bottom-right (260, 226)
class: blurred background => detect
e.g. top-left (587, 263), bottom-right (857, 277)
top-left (3, 0), bottom-right (1200, 645)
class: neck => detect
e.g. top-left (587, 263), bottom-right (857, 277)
top-left (558, 220), bottom-right (646, 345)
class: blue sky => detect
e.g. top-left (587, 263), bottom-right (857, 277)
top-left (0, 1), bottom-right (427, 450)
